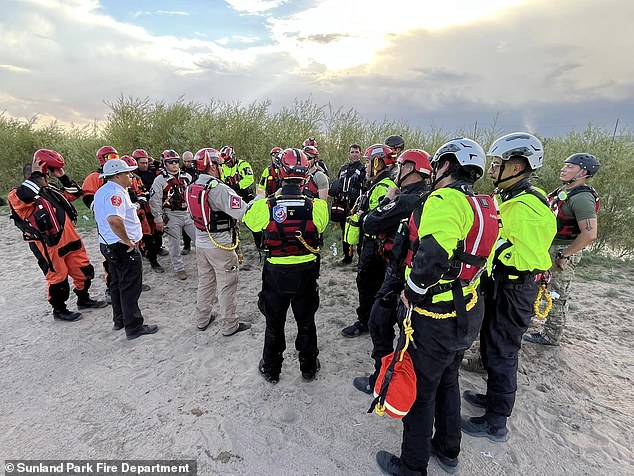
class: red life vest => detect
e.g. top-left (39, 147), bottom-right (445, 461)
top-left (162, 172), bottom-right (190, 210)
top-left (262, 195), bottom-right (321, 257)
top-left (185, 181), bottom-right (234, 233)
top-left (302, 173), bottom-right (319, 198)
top-left (405, 193), bottom-right (499, 282)
top-left (548, 185), bottom-right (600, 241)
top-left (265, 165), bottom-right (282, 196)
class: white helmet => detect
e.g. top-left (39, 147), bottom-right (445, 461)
top-left (432, 138), bottom-right (486, 176)
top-left (487, 132), bottom-right (544, 170)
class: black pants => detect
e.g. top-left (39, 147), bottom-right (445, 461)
top-left (480, 273), bottom-right (539, 429)
top-left (257, 260), bottom-right (320, 375)
top-left (356, 242), bottom-right (386, 327)
top-left (182, 229), bottom-right (192, 249)
top-left (100, 243), bottom-right (144, 334)
top-left (143, 229), bottom-right (163, 264)
top-left (401, 296), bottom-right (484, 473)
top-left (368, 269), bottom-right (403, 387)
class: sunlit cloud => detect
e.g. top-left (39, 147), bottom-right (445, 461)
top-left (133, 10), bottom-right (190, 18)
top-left (0, 64), bottom-right (31, 73)
top-left (225, 0), bottom-right (289, 14)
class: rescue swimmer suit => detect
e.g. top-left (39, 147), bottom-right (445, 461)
top-left (343, 169), bottom-right (396, 336)
top-left (9, 172), bottom-right (97, 315)
top-left (187, 174), bottom-right (248, 335)
top-left (362, 180), bottom-right (430, 388)
top-left (244, 183), bottom-right (329, 381)
top-left (400, 182), bottom-right (499, 473)
top-left (478, 178), bottom-right (556, 431)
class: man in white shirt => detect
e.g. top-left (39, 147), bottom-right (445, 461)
top-left (93, 159), bottom-right (158, 340)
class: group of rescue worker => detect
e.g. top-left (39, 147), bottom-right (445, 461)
top-left (9, 131), bottom-right (600, 476)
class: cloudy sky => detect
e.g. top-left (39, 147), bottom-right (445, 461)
top-left (2, 0), bottom-right (633, 136)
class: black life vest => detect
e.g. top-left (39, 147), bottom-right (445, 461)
top-left (185, 181), bottom-right (235, 233)
top-left (163, 172), bottom-right (190, 210)
top-left (547, 185), bottom-right (600, 241)
top-left (265, 165), bottom-right (282, 196)
top-left (262, 195), bottom-right (321, 257)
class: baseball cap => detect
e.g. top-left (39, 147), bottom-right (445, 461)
top-left (100, 159), bottom-right (138, 178)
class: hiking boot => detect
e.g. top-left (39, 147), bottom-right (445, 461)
top-left (181, 248), bottom-right (191, 255)
top-left (430, 443), bottom-right (458, 474)
top-left (176, 270), bottom-right (188, 280)
top-left (223, 322), bottom-right (252, 337)
top-left (353, 376), bottom-right (373, 395)
top-left (302, 358), bottom-right (321, 381)
top-left (151, 262), bottom-right (165, 273)
top-left (112, 322), bottom-right (124, 331)
top-left (523, 331), bottom-right (558, 346)
top-left (77, 297), bottom-right (108, 310)
top-left (376, 451), bottom-right (423, 475)
top-left (197, 313), bottom-right (216, 331)
top-left (463, 390), bottom-right (486, 409)
top-left (461, 355), bottom-right (486, 374)
top-left (158, 247), bottom-right (169, 256)
top-left (341, 321), bottom-right (368, 338)
top-left (461, 415), bottom-right (509, 443)
top-left (53, 309), bottom-right (82, 322)
top-left (126, 324), bottom-right (159, 340)
top-left (258, 359), bottom-right (279, 384)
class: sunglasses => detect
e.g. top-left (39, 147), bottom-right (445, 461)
top-left (103, 153), bottom-right (119, 160)
top-left (165, 159), bottom-right (180, 165)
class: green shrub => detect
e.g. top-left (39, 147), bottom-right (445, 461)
top-left (2, 98), bottom-right (632, 255)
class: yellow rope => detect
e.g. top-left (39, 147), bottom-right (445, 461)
top-left (206, 229), bottom-right (239, 251)
top-left (412, 286), bottom-right (478, 319)
top-left (295, 231), bottom-right (320, 253)
top-left (533, 284), bottom-right (553, 319)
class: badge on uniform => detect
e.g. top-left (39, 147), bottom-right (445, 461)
top-left (230, 195), bottom-right (241, 209)
top-left (379, 202), bottom-right (396, 212)
top-left (273, 204), bottom-right (287, 223)
top-left (558, 190), bottom-right (568, 201)
top-left (111, 195), bottom-right (122, 206)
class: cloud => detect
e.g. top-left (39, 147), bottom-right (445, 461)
top-left (133, 10), bottom-right (190, 18)
top-left (0, 0), bottom-right (632, 135)
top-left (225, 0), bottom-right (288, 15)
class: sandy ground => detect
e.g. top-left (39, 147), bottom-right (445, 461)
top-left (0, 217), bottom-right (633, 476)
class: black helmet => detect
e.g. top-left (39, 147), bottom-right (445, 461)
top-left (385, 134), bottom-right (405, 149)
top-left (564, 153), bottom-right (600, 177)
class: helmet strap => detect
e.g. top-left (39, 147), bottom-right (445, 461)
top-left (493, 162), bottom-right (530, 188)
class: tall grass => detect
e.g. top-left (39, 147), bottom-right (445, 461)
top-left (2, 97), bottom-right (632, 254)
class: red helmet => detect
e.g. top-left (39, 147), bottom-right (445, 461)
top-left (34, 149), bottom-right (65, 174)
top-left (303, 145), bottom-right (319, 160)
top-left (303, 137), bottom-right (318, 148)
top-left (278, 148), bottom-right (308, 180)
top-left (120, 155), bottom-right (138, 167)
top-left (194, 148), bottom-right (223, 171)
top-left (270, 146), bottom-right (283, 157)
top-left (161, 149), bottom-right (180, 162)
top-left (96, 145), bottom-right (119, 166)
top-left (220, 146), bottom-right (236, 163)
top-left (364, 144), bottom-right (396, 177)
top-left (397, 149), bottom-right (432, 176)
top-left (132, 149), bottom-right (150, 160)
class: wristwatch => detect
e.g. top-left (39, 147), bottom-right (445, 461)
top-left (555, 251), bottom-right (570, 260)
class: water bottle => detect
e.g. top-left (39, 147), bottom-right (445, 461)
top-left (330, 242), bottom-right (338, 257)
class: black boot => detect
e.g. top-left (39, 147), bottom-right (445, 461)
top-left (53, 308), bottom-right (82, 322)
top-left (75, 289), bottom-right (108, 310)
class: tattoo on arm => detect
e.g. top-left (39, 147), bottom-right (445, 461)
top-left (585, 219), bottom-right (593, 231)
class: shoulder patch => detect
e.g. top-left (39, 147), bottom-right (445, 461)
top-left (378, 201), bottom-right (396, 212)
top-left (209, 179), bottom-right (219, 188)
top-left (230, 195), bottom-right (242, 209)
top-left (111, 195), bottom-right (123, 207)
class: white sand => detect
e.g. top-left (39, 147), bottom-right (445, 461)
top-left (0, 218), bottom-right (632, 475)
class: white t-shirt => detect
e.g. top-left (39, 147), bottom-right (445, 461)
top-left (93, 180), bottom-right (143, 244)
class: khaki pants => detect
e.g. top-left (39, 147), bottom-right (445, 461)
top-left (542, 244), bottom-right (581, 343)
top-left (196, 246), bottom-right (239, 335)
top-left (164, 210), bottom-right (197, 272)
